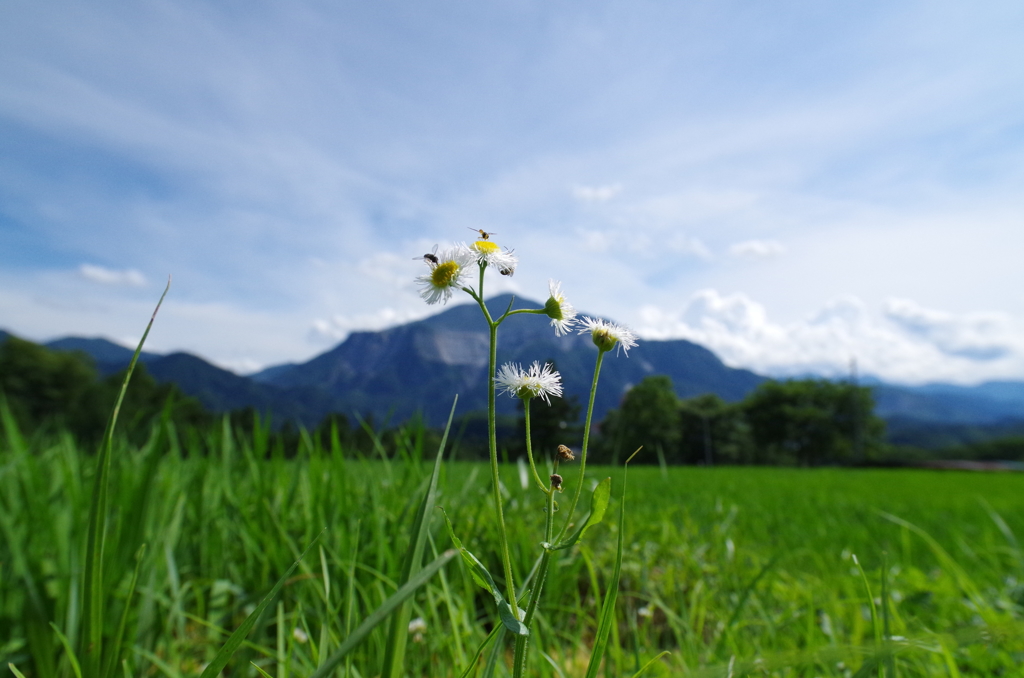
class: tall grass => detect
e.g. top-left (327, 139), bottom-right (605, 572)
top-left (4, 418), bottom-right (1024, 676)
top-left (4, 248), bottom-right (1024, 677)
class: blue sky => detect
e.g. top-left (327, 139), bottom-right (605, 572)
top-left (2, 1), bottom-right (1023, 383)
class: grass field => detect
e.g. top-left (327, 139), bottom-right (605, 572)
top-left (3, 419), bottom-right (1024, 677)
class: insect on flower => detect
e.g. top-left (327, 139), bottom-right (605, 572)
top-left (413, 245), bottom-right (440, 267)
top-left (499, 248), bottom-right (516, 276)
top-left (468, 227), bottom-right (496, 240)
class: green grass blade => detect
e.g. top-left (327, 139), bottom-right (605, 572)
top-left (251, 662), bottom-right (276, 678)
top-left (457, 623), bottom-right (502, 678)
top-left (547, 477), bottom-right (611, 551)
top-left (7, 664), bottom-right (29, 678)
top-left (102, 544), bottom-right (147, 678)
top-left (880, 554), bottom-right (895, 678)
top-left (309, 548), bottom-right (458, 678)
top-left (49, 621), bottom-right (83, 678)
top-left (540, 649), bottom-right (567, 678)
top-left (134, 648), bottom-right (184, 678)
top-left (630, 651), bottom-right (671, 678)
top-left (441, 508), bottom-right (528, 636)
top-left (481, 627), bottom-right (507, 678)
top-left (713, 554), bottom-right (781, 656)
top-left (584, 448), bottom-right (641, 678)
top-left (82, 278), bottom-right (170, 677)
top-left (879, 511), bottom-right (992, 616)
top-left (380, 396), bottom-right (457, 678)
top-left (851, 553), bottom-right (881, 647)
top-left (198, 531), bottom-right (323, 678)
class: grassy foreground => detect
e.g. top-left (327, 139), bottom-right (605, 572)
top-left (3, 419), bottom-right (1024, 676)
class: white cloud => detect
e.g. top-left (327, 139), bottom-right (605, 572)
top-left (729, 240), bottom-right (786, 259)
top-left (637, 290), bottom-right (1024, 384)
top-left (78, 264), bottom-right (147, 287)
top-left (572, 184), bottom-right (622, 203)
top-left (2, 2), bottom-right (1024, 387)
top-left (310, 307), bottom-right (425, 343)
top-left (883, 298), bottom-right (1014, 360)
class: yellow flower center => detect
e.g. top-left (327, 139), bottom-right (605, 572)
top-left (473, 240), bottom-right (500, 254)
top-left (431, 261), bottom-right (460, 288)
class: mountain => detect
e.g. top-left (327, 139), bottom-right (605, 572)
top-left (142, 352), bottom-right (339, 423)
top-left (6, 307), bottom-right (1024, 443)
top-left (253, 294), bottom-right (766, 426)
top-left (0, 331), bottom-right (339, 425)
top-left (43, 336), bottom-right (161, 373)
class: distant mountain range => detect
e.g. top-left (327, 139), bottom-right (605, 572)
top-left (4, 294), bottom-right (1024, 444)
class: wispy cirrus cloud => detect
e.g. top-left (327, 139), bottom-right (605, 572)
top-left (1, 1), bottom-right (1023, 379)
top-left (572, 184), bottom-right (622, 203)
top-left (729, 240), bottom-right (785, 260)
top-left (78, 264), bottom-right (147, 287)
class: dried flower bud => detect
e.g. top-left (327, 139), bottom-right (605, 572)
top-left (557, 445), bottom-right (575, 461)
top-left (550, 473), bottom-right (563, 491)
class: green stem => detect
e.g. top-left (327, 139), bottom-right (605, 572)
top-left (556, 348), bottom-right (607, 542)
top-left (474, 264), bottom-right (519, 620)
top-left (522, 398), bottom-right (548, 493)
top-left (497, 307), bottom-right (549, 323)
top-left (512, 462), bottom-right (558, 678)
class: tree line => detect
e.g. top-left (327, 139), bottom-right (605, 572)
top-left (5, 336), bottom-right (1022, 464)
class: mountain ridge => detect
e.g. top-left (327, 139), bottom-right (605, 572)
top-left (3, 295), bottom-right (1023, 438)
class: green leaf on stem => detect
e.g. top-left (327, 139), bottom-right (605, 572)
top-left (546, 477), bottom-right (611, 551)
top-left (441, 509), bottom-right (528, 636)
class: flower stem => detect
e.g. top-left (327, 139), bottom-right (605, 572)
top-left (512, 462), bottom-right (558, 678)
top-left (474, 267), bottom-right (519, 620)
top-left (522, 398), bottom-right (549, 493)
top-left (557, 347), bottom-right (607, 541)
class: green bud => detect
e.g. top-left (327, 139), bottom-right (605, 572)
top-left (591, 327), bottom-right (618, 353)
top-left (543, 296), bottom-right (564, 321)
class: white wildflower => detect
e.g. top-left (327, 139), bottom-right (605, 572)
top-left (495, 361), bottom-right (563, 404)
top-left (408, 617), bottom-right (427, 643)
top-left (577, 316), bottom-right (638, 356)
top-left (415, 244), bottom-right (475, 305)
top-left (471, 239), bottom-right (518, 273)
top-left (543, 280), bottom-right (577, 336)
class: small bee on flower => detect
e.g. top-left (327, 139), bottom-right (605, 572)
top-left (468, 228), bottom-right (496, 240)
top-left (413, 244), bottom-right (440, 267)
top-left (470, 239), bottom-right (518, 274)
top-left (415, 244), bottom-right (475, 305)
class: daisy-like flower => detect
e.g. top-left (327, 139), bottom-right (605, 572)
top-left (577, 316), bottom-right (638, 356)
top-left (494, 361), bottom-right (563, 404)
top-left (543, 280), bottom-right (577, 336)
top-left (415, 244), bottom-right (475, 305)
top-left (471, 239), bottom-right (518, 274)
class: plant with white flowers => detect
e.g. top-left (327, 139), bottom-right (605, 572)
top-left (415, 231), bottom-right (645, 678)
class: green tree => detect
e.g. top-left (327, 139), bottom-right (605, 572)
top-left (677, 393), bottom-right (752, 465)
top-left (0, 335), bottom-right (97, 432)
top-left (0, 335), bottom-right (209, 442)
top-left (743, 379), bottom-right (884, 465)
top-left (600, 375), bottom-right (680, 464)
